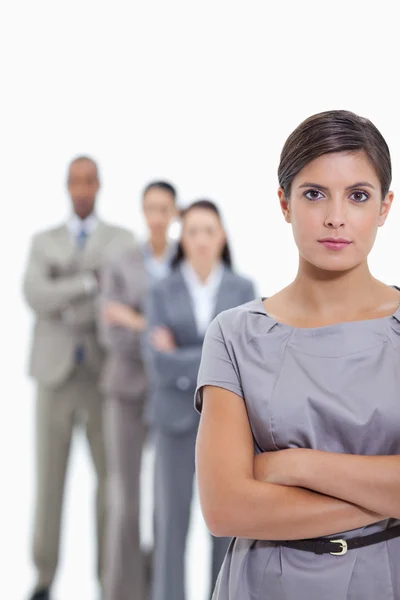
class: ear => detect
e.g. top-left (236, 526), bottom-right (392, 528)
top-left (378, 191), bottom-right (394, 227)
top-left (278, 187), bottom-right (291, 223)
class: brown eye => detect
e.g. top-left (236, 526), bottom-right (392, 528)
top-left (304, 189), bottom-right (324, 201)
top-left (350, 191), bottom-right (369, 203)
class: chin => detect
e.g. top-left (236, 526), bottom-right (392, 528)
top-left (311, 260), bottom-right (362, 274)
top-left (302, 252), bottom-right (363, 274)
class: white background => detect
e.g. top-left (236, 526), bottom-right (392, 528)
top-left (2, 1), bottom-right (400, 599)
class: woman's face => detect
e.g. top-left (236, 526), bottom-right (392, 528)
top-left (279, 151), bottom-right (394, 272)
top-left (181, 208), bottom-right (226, 266)
top-left (142, 188), bottom-right (177, 236)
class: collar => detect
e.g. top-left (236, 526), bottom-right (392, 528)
top-left (180, 260), bottom-right (225, 290)
top-left (141, 239), bottom-right (176, 262)
top-left (67, 213), bottom-right (98, 236)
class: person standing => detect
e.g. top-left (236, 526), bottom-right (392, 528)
top-left (146, 200), bottom-right (256, 600)
top-left (195, 110), bottom-right (400, 599)
top-left (98, 181), bottom-right (178, 600)
top-left (23, 156), bottom-right (134, 600)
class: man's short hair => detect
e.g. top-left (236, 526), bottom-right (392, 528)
top-left (68, 155), bottom-right (99, 180)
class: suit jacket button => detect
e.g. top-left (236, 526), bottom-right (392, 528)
top-left (177, 376), bottom-right (190, 390)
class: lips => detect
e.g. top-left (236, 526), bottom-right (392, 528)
top-left (319, 237), bottom-right (352, 251)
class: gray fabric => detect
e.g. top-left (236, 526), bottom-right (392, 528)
top-left (195, 298), bottom-right (400, 600)
top-left (98, 244), bottom-right (176, 398)
top-left (99, 244), bottom-right (174, 600)
top-left (152, 429), bottom-right (231, 600)
top-left (32, 364), bottom-right (106, 589)
top-left (145, 267), bottom-right (256, 434)
top-left (103, 396), bottom-right (147, 600)
top-left (147, 267), bottom-right (255, 600)
top-left (23, 222), bottom-right (134, 386)
top-left (98, 246), bottom-right (150, 398)
top-left (140, 240), bottom-right (177, 282)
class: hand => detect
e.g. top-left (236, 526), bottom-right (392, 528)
top-left (150, 326), bottom-right (176, 352)
top-left (253, 449), bottom-right (311, 487)
top-left (103, 302), bottom-right (146, 331)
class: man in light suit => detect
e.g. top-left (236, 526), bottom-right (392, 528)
top-left (23, 156), bottom-right (134, 600)
top-left (98, 181), bottom-right (178, 600)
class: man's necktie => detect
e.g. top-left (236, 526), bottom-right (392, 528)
top-left (75, 226), bottom-right (88, 363)
top-left (76, 227), bottom-right (88, 249)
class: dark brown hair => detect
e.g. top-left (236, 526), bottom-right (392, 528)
top-left (171, 199), bottom-right (233, 268)
top-left (278, 110), bottom-right (392, 198)
top-left (142, 180), bottom-right (177, 202)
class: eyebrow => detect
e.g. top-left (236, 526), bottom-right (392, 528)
top-left (298, 181), bottom-right (376, 191)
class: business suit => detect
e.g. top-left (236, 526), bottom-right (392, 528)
top-left (146, 264), bottom-right (255, 600)
top-left (99, 244), bottom-right (163, 600)
top-left (23, 219), bottom-right (134, 591)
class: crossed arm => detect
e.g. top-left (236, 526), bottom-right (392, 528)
top-left (23, 235), bottom-right (96, 316)
top-left (196, 386), bottom-right (397, 542)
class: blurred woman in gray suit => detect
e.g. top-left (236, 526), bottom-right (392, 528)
top-left (146, 200), bottom-right (256, 600)
top-left (99, 181), bottom-right (178, 600)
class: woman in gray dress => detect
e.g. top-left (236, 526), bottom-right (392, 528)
top-left (195, 110), bottom-right (400, 599)
top-left (146, 200), bottom-right (256, 600)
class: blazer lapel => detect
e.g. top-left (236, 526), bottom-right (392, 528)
top-left (57, 225), bottom-right (78, 262)
top-left (213, 267), bottom-right (236, 319)
top-left (83, 220), bottom-right (108, 256)
top-left (171, 268), bottom-right (200, 341)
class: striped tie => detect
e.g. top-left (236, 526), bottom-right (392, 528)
top-left (76, 227), bottom-right (88, 249)
top-left (75, 226), bottom-right (88, 362)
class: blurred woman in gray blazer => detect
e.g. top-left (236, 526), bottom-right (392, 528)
top-left (146, 200), bottom-right (256, 600)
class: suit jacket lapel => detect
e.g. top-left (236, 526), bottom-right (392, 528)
top-left (171, 268), bottom-right (200, 341)
top-left (57, 225), bottom-right (77, 262)
top-left (58, 220), bottom-right (107, 257)
top-left (83, 221), bottom-right (108, 256)
top-left (213, 267), bottom-right (235, 319)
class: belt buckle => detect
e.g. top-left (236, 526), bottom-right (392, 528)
top-left (329, 539), bottom-right (348, 556)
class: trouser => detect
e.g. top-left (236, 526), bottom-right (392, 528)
top-left (152, 428), bottom-right (231, 600)
top-left (103, 395), bottom-right (148, 600)
top-left (32, 363), bottom-right (106, 590)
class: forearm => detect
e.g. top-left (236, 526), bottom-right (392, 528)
top-left (117, 307), bottom-right (146, 332)
top-left (24, 273), bottom-right (95, 314)
top-left (295, 451), bottom-right (400, 519)
top-left (100, 324), bottom-right (141, 354)
top-left (206, 478), bottom-right (385, 541)
top-left (62, 298), bottom-right (98, 330)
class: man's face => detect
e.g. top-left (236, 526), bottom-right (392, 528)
top-left (68, 159), bottom-right (100, 219)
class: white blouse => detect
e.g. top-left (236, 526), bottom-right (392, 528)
top-left (181, 260), bottom-right (224, 336)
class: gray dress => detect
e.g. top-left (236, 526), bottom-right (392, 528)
top-left (195, 298), bottom-right (400, 600)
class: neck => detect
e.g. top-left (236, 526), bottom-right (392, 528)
top-left (290, 259), bottom-right (381, 318)
top-left (188, 260), bottom-right (220, 283)
top-left (149, 234), bottom-right (168, 258)
top-left (75, 213), bottom-right (91, 221)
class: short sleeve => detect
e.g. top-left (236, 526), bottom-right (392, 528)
top-left (195, 316), bottom-right (243, 413)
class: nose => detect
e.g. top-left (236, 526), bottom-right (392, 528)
top-left (324, 199), bottom-right (346, 229)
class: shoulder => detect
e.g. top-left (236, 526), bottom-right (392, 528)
top-left (227, 270), bottom-right (254, 290)
top-left (151, 267), bottom-right (182, 296)
top-left (29, 223), bottom-right (65, 246)
top-left (112, 243), bottom-right (144, 263)
top-left (103, 244), bottom-right (144, 274)
top-left (100, 222), bottom-right (134, 241)
top-left (211, 298), bottom-right (264, 341)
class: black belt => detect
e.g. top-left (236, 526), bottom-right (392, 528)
top-left (273, 524), bottom-right (400, 556)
